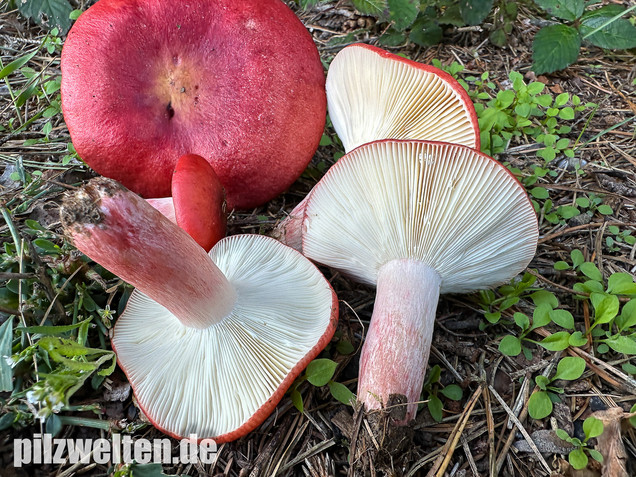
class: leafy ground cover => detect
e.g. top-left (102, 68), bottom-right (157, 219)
top-left (1, 1), bottom-right (635, 476)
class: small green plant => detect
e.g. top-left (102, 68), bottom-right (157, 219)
top-left (533, 191), bottom-right (613, 226)
top-left (0, 28), bottom-right (78, 162)
top-left (478, 272), bottom-right (540, 329)
top-left (290, 358), bottom-right (356, 412)
top-left (531, 1), bottom-right (636, 74)
top-left (555, 250), bottom-right (636, 355)
top-left (298, 0), bottom-right (501, 48)
top-left (421, 365), bottom-right (463, 422)
top-left (10, 0), bottom-right (80, 34)
top-left (605, 225), bottom-right (636, 252)
top-left (528, 356), bottom-right (586, 419)
top-left (433, 64), bottom-right (595, 160)
top-left (556, 416), bottom-right (604, 469)
top-left (471, 71), bottom-right (593, 158)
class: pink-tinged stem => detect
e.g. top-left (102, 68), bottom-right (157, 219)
top-left (61, 177), bottom-right (237, 329)
top-left (272, 195), bottom-right (308, 252)
top-left (357, 258), bottom-right (441, 423)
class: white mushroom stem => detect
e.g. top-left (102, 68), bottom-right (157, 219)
top-left (357, 258), bottom-right (441, 423)
top-left (61, 178), bottom-right (237, 329)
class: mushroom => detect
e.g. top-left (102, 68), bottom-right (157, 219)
top-left (285, 140), bottom-right (538, 422)
top-left (60, 178), bottom-right (338, 442)
top-left (274, 44), bottom-right (481, 247)
top-left (326, 44), bottom-right (480, 153)
top-left (61, 0), bottom-right (326, 209)
top-left (147, 153), bottom-right (226, 251)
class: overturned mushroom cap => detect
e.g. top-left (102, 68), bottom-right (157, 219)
top-left (297, 140), bottom-right (537, 420)
top-left (114, 235), bottom-right (337, 441)
top-left (61, 179), bottom-right (338, 441)
top-left (302, 139), bottom-right (537, 292)
top-left (326, 44), bottom-right (480, 153)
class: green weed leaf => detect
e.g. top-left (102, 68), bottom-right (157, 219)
top-left (352, 0), bottom-right (387, 17)
top-left (549, 309), bottom-right (575, 330)
top-left (580, 5), bottom-right (636, 50)
top-left (569, 331), bottom-right (588, 347)
top-left (593, 293), bottom-right (620, 326)
top-left (499, 335), bottom-right (522, 356)
top-left (582, 416), bottom-right (604, 439)
top-left (617, 299), bottom-right (636, 331)
top-left (459, 0), bottom-right (494, 26)
top-left (485, 312), bottom-right (501, 324)
top-left (531, 291), bottom-right (559, 309)
top-left (440, 384), bottom-right (463, 400)
top-left (568, 448), bottom-right (588, 470)
top-left (607, 273), bottom-right (636, 295)
top-left (0, 318), bottom-right (13, 392)
top-left (514, 312), bottom-right (530, 331)
top-left (554, 356), bottom-right (586, 380)
top-left (428, 394), bottom-right (443, 422)
top-left (328, 381), bottom-right (355, 405)
top-left (532, 304), bottom-right (553, 330)
top-left (532, 25), bottom-right (581, 74)
top-left (336, 340), bottom-right (355, 355)
top-left (539, 331), bottom-right (572, 351)
top-left (306, 359), bottom-right (338, 386)
top-left (531, 187), bottom-right (549, 199)
top-left (0, 50), bottom-right (38, 80)
top-left (291, 387), bottom-right (303, 412)
top-left (533, 0), bottom-right (584, 21)
top-left (409, 17), bottom-right (443, 46)
top-left (579, 262), bottom-right (602, 281)
top-left (18, 0), bottom-right (74, 33)
top-left (588, 449), bottom-right (603, 463)
top-left (528, 391), bottom-right (553, 419)
top-left (18, 319), bottom-right (92, 336)
top-left (555, 428), bottom-right (571, 442)
top-left (571, 249), bottom-right (585, 268)
top-left (388, 0), bottom-right (419, 30)
top-left (604, 335), bottom-right (636, 355)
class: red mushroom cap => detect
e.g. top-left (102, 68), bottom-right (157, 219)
top-left (61, 0), bottom-right (326, 209)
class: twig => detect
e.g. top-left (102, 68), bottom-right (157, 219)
top-left (425, 385), bottom-right (483, 477)
top-left (278, 438), bottom-right (336, 473)
top-left (488, 385), bottom-right (552, 475)
top-left (461, 435), bottom-right (480, 477)
top-left (538, 221), bottom-right (636, 244)
top-left (494, 354), bottom-right (560, 474)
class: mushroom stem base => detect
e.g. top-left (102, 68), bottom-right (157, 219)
top-left (357, 258), bottom-right (440, 424)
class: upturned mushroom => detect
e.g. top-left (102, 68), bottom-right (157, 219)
top-left (61, 0), bottom-right (326, 209)
top-left (274, 44), bottom-right (480, 248)
top-left (147, 153), bottom-right (226, 251)
top-left (282, 140), bottom-right (538, 422)
top-left (326, 44), bottom-right (480, 153)
top-left (60, 178), bottom-right (338, 442)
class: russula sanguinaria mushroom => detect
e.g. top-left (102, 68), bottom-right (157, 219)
top-left (61, 0), bottom-right (326, 209)
top-left (60, 178), bottom-right (338, 442)
top-left (148, 153), bottom-right (226, 251)
top-left (326, 44), bottom-right (480, 153)
top-left (274, 44), bottom-right (480, 247)
top-left (286, 140), bottom-right (538, 422)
